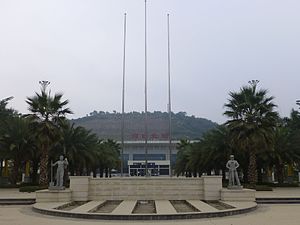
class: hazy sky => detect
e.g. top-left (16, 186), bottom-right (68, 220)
top-left (1, 0), bottom-right (300, 123)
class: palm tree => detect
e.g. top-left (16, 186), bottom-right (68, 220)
top-left (0, 117), bottom-right (34, 184)
top-left (224, 81), bottom-right (278, 186)
top-left (0, 97), bottom-right (19, 179)
top-left (26, 82), bottom-right (72, 185)
top-left (0, 97), bottom-right (11, 175)
top-left (286, 110), bottom-right (300, 131)
top-left (174, 140), bottom-right (193, 176)
top-left (0, 97), bottom-right (15, 121)
top-left (199, 126), bottom-right (233, 177)
top-left (265, 113), bottom-right (300, 183)
top-left (98, 139), bottom-right (120, 177)
top-left (271, 126), bottom-right (299, 183)
top-left (55, 122), bottom-right (98, 176)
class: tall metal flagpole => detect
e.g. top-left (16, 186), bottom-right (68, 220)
top-left (144, 0), bottom-right (149, 176)
top-left (121, 13), bottom-right (127, 177)
top-left (167, 14), bottom-right (172, 177)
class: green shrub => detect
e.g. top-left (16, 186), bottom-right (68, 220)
top-left (0, 184), bottom-right (19, 188)
top-left (19, 182), bottom-right (39, 187)
top-left (255, 185), bottom-right (273, 191)
top-left (222, 180), bottom-right (228, 187)
top-left (257, 182), bottom-right (299, 187)
top-left (19, 185), bottom-right (47, 192)
top-left (269, 183), bottom-right (299, 187)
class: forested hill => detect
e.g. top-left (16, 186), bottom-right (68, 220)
top-left (71, 111), bottom-right (218, 141)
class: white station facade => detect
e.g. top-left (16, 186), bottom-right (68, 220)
top-left (120, 140), bottom-right (180, 176)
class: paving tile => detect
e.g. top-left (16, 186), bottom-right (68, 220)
top-left (187, 200), bottom-right (218, 212)
top-left (111, 200), bottom-right (136, 215)
top-left (155, 200), bottom-right (177, 214)
top-left (70, 201), bottom-right (105, 213)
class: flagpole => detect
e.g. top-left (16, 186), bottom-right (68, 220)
top-left (167, 14), bottom-right (172, 177)
top-left (144, 0), bottom-right (149, 176)
top-left (121, 13), bottom-right (127, 177)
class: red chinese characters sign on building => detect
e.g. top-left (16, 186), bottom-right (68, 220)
top-left (131, 133), bottom-right (169, 140)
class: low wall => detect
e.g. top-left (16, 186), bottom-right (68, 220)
top-left (35, 189), bottom-right (72, 203)
top-left (69, 176), bottom-right (222, 201)
top-left (221, 188), bottom-right (256, 201)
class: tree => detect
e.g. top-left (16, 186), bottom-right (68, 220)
top-left (0, 97), bottom-right (16, 135)
top-left (96, 139), bottom-right (120, 177)
top-left (271, 126), bottom-right (297, 183)
top-left (286, 109), bottom-right (300, 131)
top-left (174, 140), bottom-right (193, 176)
top-left (174, 126), bottom-right (236, 178)
top-left (0, 97), bottom-right (17, 178)
top-left (26, 82), bottom-right (72, 185)
top-left (55, 122), bottom-right (98, 176)
top-left (224, 80), bottom-right (278, 186)
top-left (0, 117), bottom-right (34, 184)
top-left (0, 97), bottom-right (15, 119)
top-left (198, 125), bottom-right (233, 177)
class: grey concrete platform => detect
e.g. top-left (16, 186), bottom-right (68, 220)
top-left (32, 200), bottom-right (257, 220)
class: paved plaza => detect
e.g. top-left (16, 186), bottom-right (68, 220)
top-left (1, 188), bottom-right (300, 224)
top-left (0, 189), bottom-right (35, 199)
top-left (0, 204), bottom-right (300, 225)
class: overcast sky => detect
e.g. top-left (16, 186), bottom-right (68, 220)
top-left (1, 0), bottom-right (300, 123)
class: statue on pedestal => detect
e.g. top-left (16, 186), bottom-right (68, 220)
top-left (226, 155), bottom-right (242, 189)
top-left (49, 155), bottom-right (68, 190)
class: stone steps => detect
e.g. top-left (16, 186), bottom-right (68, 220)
top-left (256, 198), bottom-right (300, 204)
top-left (0, 198), bottom-right (35, 205)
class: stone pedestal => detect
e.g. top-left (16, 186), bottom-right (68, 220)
top-left (70, 176), bottom-right (90, 201)
top-left (221, 188), bottom-right (255, 202)
top-left (35, 189), bottom-right (72, 203)
top-left (202, 176), bottom-right (222, 200)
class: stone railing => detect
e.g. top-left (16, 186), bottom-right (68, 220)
top-left (69, 176), bottom-right (222, 201)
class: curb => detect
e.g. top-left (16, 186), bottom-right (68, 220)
top-left (32, 204), bottom-right (258, 220)
top-left (0, 199), bottom-right (36, 205)
top-left (256, 198), bottom-right (300, 204)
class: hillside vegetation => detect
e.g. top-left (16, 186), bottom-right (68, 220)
top-left (72, 111), bottom-right (218, 141)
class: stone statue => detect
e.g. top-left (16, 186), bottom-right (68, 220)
top-left (226, 155), bottom-right (241, 189)
top-left (50, 155), bottom-right (68, 189)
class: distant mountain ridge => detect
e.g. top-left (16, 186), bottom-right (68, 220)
top-left (71, 111), bottom-right (218, 141)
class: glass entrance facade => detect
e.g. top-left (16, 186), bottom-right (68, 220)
top-left (128, 160), bottom-right (170, 176)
